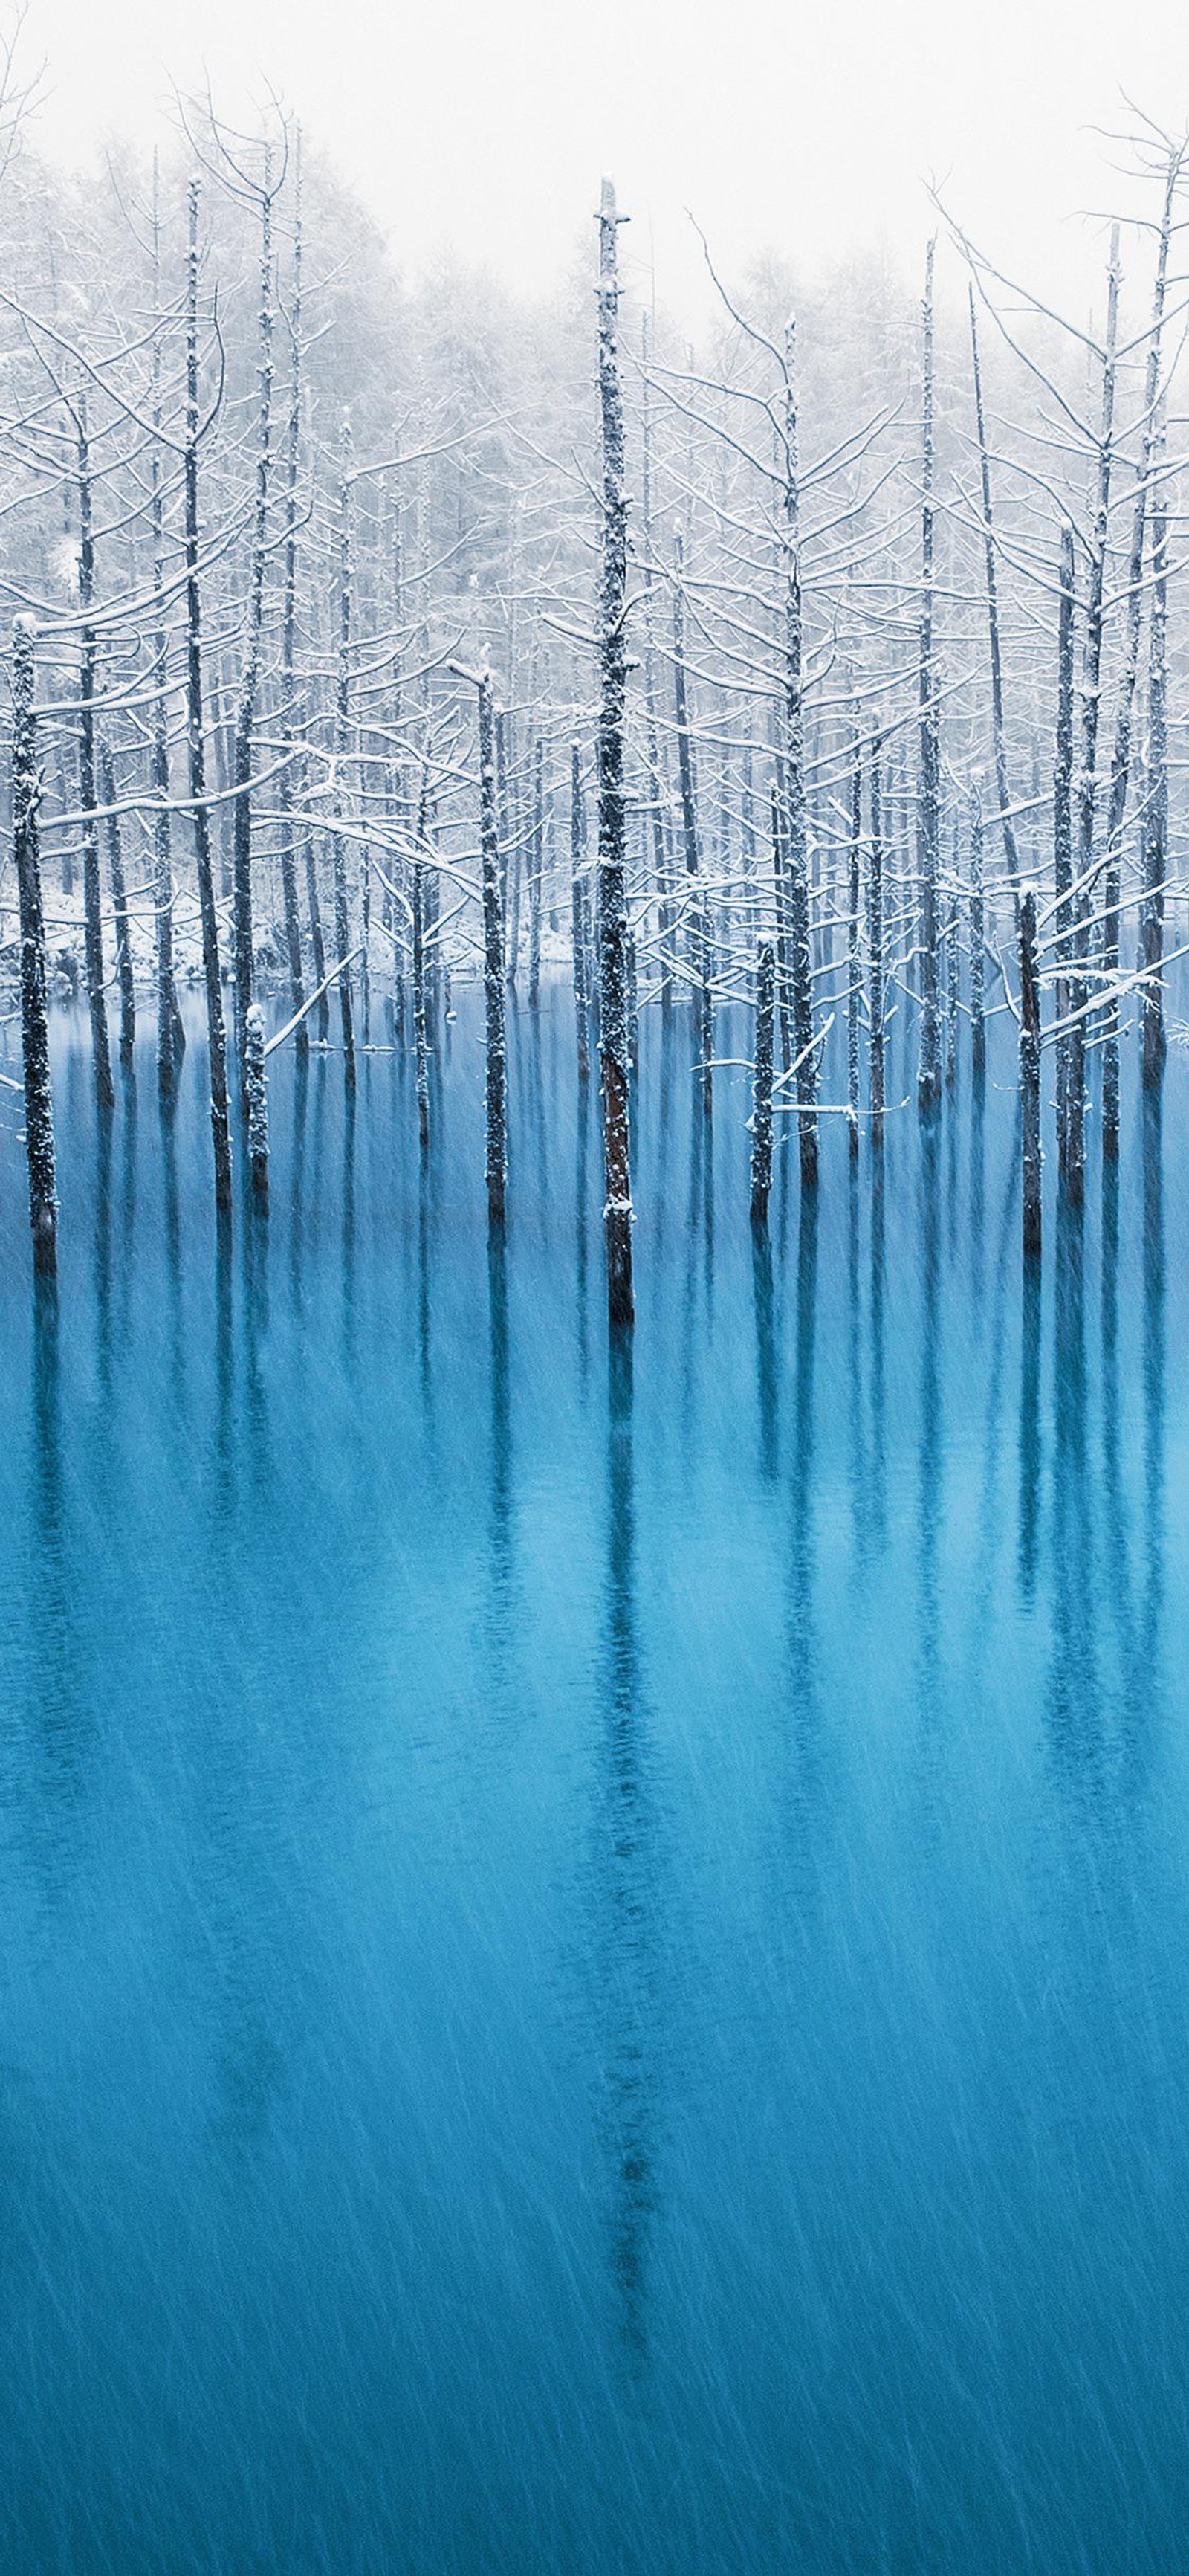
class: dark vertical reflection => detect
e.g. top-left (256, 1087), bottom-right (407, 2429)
top-left (119, 1072), bottom-right (137, 1341)
top-left (94, 1105), bottom-right (114, 1401)
top-left (751, 1221), bottom-right (778, 1484)
top-left (868, 1151), bottom-right (887, 1552)
top-left (596, 1323), bottom-right (657, 2372)
top-left (783, 1187), bottom-right (821, 1855)
top-left (289, 1044), bottom-right (309, 1318)
top-left (575, 1074), bottom-right (591, 1398)
top-left (1046, 1198), bottom-right (1100, 1792)
top-left (341, 1081), bottom-right (357, 1367)
top-left (1017, 1253), bottom-right (1041, 1609)
top-left (243, 1190), bottom-right (270, 1502)
top-left (417, 1153), bottom-right (435, 1438)
top-left (25, 1280), bottom-right (91, 1885)
top-left (213, 1212), bottom-right (235, 1516)
top-left (1134, 1083), bottom-right (1166, 1791)
top-left (1099, 1152), bottom-right (1135, 1675)
top-left (969, 1060), bottom-right (986, 1310)
top-left (487, 1224), bottom-right (514, 1694)
top-left (846, 1162), bottom-right (866, 1572)
top-left (160, 1093), bottom-right (186, 1415)
top-left (916, 1118), bottom-right (942, 1787)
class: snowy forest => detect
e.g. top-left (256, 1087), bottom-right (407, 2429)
top-left (2, 60), bottom-right (1185, 1311)
top-left (7, 20), bottom-right (1189, 2569)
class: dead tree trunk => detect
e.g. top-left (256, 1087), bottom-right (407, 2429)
top-left (12, 618), bottom-right (57, 1276)
top-left (750, 940), bottom-right (775, 1226)
top-left (99, 739), bottom-right (135, 1064)
top-left (150, 155), bottom-right (182, 1099)
top-left (184, 178), bottom-right (233, 1213)
top-left (969, 288), bottom-right (1020, 894)
top-left (597, 178), bottom-right (634, 1329)
top-left (277, 149), bottom-right (307, 1046)
top-left (478, 672), bottom-right (507, 1223)
top-left (232, 153), bottom-right (276, 1093)
top-left (76, 396), bottom-right (114, 1112)
top-left (1020, 887), bottom-right (1042, 1256)
top-left (332, 416), bottom-right (357, 1090)
top-left (571, 743), bottom-right (591, 1082)
top-left (868, 735), bottom-right (885, 1140)
top-left (917, 240), bottom-right (942, 1113)
top-left (1142, 421), bottom-right (1168, 1089)
top-left (780, 317), bottom-right (818, 1182)
top-left (847, 740), bottom-right (861, 1155)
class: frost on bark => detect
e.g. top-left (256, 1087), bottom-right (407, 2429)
top-left (968, 288), bottom-right (1020, 893)
top-left (867, 735), bottom-right (885, 1139)
top-left (277, 146), bottom-right (308, 1048)
top-left (1142, 420), bottom-right (1168, 1090)
top-left (571, 742), bottom-right (591, 1082)
top-left (596, 178), bottom-right (634, 1329)
top-left (780, 316), bottom-right (817, 1183)
top-left (847, 744), bottom-right (861, 1155)
top-left (673, 520), bottom-right (712, 1113)
top-left (528, 732), bottom-right (543, 1009)
top-left (478, 672), bottom-right (507, 1223)
top-left (916, 240), bottom-right (942, 1113)
top-left (76, 396), bottom-right (114, 1111)
top-left (150, 156), bottom-right (182, 1099)
top-left (332, 415), bottom-right (357, 1091)
top-left (1020, 888), bottom-right (1042, 1257)
top-left (244, 1001), bottom-right (269, 1196)
top-left (1053, 520), bottom-right (1081, 1194)
top-left (12, 619), bottom-right (57, 1275)
top-left (750, 941), bottom-right (775, 1227)
top-left (968, 781), bottom-right (986, 1082)
top-left (412, 776), bottom-right (430, 1153)
top-left (99, 740), bottom-right (135, 1065)
top-left (184, 178), bottom-right (233, 1211)
top-left (232, 150), bottom-right (276, 1092)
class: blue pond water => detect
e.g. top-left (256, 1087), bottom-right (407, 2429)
top-left (1, 983), bottom-right (1187, 2574)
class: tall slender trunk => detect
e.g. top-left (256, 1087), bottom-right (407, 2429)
top-left (673, 521), bottom-right (712, 1110)
top-left (750, 941), bottom-right (775, 1225)
top-left (76, 396), bottom-right (114, 1111)
top-left (968, 781), bottom-right (985, 1081)
top-left (968, 288), bottom-right (1020, 893)
top-left (528, 732), bottom-right (542, 1007)
top-left (12, 619), bottom-right (57, 1275)
top-left (781, 315), bottom-right (817, 1181)
top-left (412, 775), bottom-right (430, 1152)
top-left (1020, 888), bottom-right (1042, 1257)
top-left (868, 735), bottom-right (884, 1138)
top-left (99, 739), bottom-right (135, 1063)
top-left (232, 155), bottom-right (276, 1089)
top-left (917, 240), bottom-right (942, 1112)
top-left (277, 147), bottom-right (307, 1045)
top-left (1054, 520), bottom-right (1080, 1192)
top-left (332, 416), bottom-right (357, 1088)
top-left (184, 178), bottom-right (233, 1211)
top-left (847, 740), bottom-right (861, 1154)
top-left (1077, 225), bottom-right (1121, 1110)
top-left (150, 156), bottom-right (181, 1098)
top-left (597, 178), bottom-right (634, 1328)
top-left (478, 674), bottom-right (507, 1222)
top-left (1142, 419), bottom-right (1168, 1088)
top-left (571, 743), bottom-right (590, 1081)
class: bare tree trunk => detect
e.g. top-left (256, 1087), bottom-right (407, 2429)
top-left (151, 155), bottom-right (181, 1099)
top-left (184, 178), bottom-right (233, 1213)
top-left (968, 288), bottom-right (1020, 892)
top-left (750, 940), bottom-right (775, 1226)
top-left (12, 619), bottom-right (57, 1276)
top-left (99, 739), bottom-right (135, 1064)
top-left (1054, 520), bottom-right (1080, 1192)
top-left (478, 673), bottom-right (507, 1223)
top-left (528, 732), bottom-right (542, 1008)
top-left (969, 781), bottom-right (985, 1082)
top-left (277, 149), bottom-right (307, 1047)
top-left (673, 521), bottom-right (713, 1111)
top-left (76, 396), bottom-right (114, 1111)
top-left (332, 416), bottom-right (357, 1089)
top-left (244, 1000), bottom-right (268, 1195)
top-left (847, 740), bottom-right (861, 1155)
top-left (232, 153), bottom-right (276, 1093)
top-left (597, 178), bottom-right (634, 1329)
top-left (780, 316), bottom-right (817, 1181)
top-left (1142, 419), bottom-right (1168, 1089)
top-left (917, 240), bottom-right (942, 1113)
top-left (571, 743), bottom-right (590, 1082)
top-left (868, 737), bottom-right (885, 1140)
top-left (412, 776), bottom-right (430, 1152)
top-left (1020, 888), bottom-right (1042, 1257)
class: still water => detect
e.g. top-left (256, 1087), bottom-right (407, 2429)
top-left (1, 984), bottom-right (1187, 2574)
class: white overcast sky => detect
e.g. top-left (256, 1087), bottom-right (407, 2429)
top-left (24, 0), bottom-right (1189, 321)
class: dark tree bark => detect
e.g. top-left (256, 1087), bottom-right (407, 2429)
top-left (12, 618), bottom-right (57, 1275)
top-left (99, 739), bottom-right (135, 1064)
top-left (867, 735), bottom-right (885, 1139)
top-left (750, 941), bottom-right (775, 1227)
top-left (916, 240), bottom-right (942, 1113)
top-left (596, 178), bottom-right (634, 1327)
top-left (75, 395), bottom-right (114, 1111)
top-left (184, 178), bottom-right (233, 1212)
top-left (1020, 888), bottom-right (1042, 1257)
top-left (478, 672), bottom-right (507, 1223)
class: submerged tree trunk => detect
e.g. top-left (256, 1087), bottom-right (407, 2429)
top-left (76, 397), bottom-right (114, 1112)
top-left (277, 152), bottom-right (307, 1047)
top-left (597, 178), bottom-right (634, 1328)
top-left (232, 155), bottom-right (276, 1094)
top-left (150, 157), bottom-right (181, 1099)
top-left (780, 317), bottom-right (817, 1184)
top-left (750, 940), bottom-right (775, 1226)
top-left (184, 178), bottom-right (233, 1213)
top-left (12, 619), bottom-right (57, 1276)
top-left (673, 521), bottom-right (713, 1113)
top-left (244, 1001), bottom-right (269, 1195)
top-left (868, 735), bottom-right (885, 1139)
top-left (1053, 520), bottom-right (1080, 1192)
top-left (968, 781), bottom-right (985, 1082)
top-left (1142, 424), bottom-right (1168, 1089)
top-left (478, 673), bottom-right (507, 1223)
top-left (1020, 888), bottom-right (1042, 1257)
top-left (332, 416), bottom-right (357, 1090)
top-left (99, 740), bottom-right (135, 1065)
top-left (968, 288), bottom-right (1020, 894)
top-left (917, 241), bottom-right (942, 1113)
top-left (847, 743), bottom-right (861, 1155)
top-left (412, 777), bottom-right (430, 1152)
top-left (571, 743), bottom-right (590, 1082)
